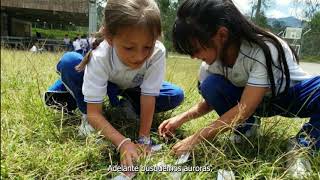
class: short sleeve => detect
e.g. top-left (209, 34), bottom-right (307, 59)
top-left (247, 49), bottom-right (270, 87)
top-left (140, 43), bottom-right (166, 96)
top-left (199, 62), bottom-right (210, 84)
top-left (82, 55), bottom-right (109, 103)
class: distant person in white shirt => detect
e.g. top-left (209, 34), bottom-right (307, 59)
top-left (63, 34), bottom-right (70, 45)
top-left (80, 34), bottom-right (89, 55)
top-left (72, 37), bottom-right (82, 54)
top-left (63, 34), bottom-right (72, 51)
top-left (44, 0), bottom-right (184, 172)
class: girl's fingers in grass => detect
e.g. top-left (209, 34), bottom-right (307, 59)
top-left (172, 136), bottom-right (197, 156)
top-left (131, 151), bottom-right (139, 162)
top-left (137, 144), bottom-right (151, 157)
top-left (120, 151), bottom-right (127, 167)
top-left (126, 155), bottom-right (133, 167)
top-left (167, 130), bottom-right (176, 138)
top-left (158, 120), bottom-right (169, 136)
top-left (172, 141), bottom-right (185, 156)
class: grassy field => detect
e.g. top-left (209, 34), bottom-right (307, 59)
top-left (301, 56), bottom-right (320, 64)
top-left (1, 49), bottom-right (319, 179)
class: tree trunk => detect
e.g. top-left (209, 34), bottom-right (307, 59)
top-left (255, 0), bottom-right (262, 19)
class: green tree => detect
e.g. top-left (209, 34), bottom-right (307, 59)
top-left (310, 11), bottom-right (320, 32)
top-left (250, 0), bottom-right (273, 28)
top-left (250, 0), bottom-right (273, 19)
top-left (301, 12), bottom-right (320, 59)
top-left (156, 0), bottom-right (180, 51)
top-left (97, 0), bottom-right (107, 27)
top-left (293, 0), bottom-right (320, 20)
top-left (255, 11), bottom-right (270, 28)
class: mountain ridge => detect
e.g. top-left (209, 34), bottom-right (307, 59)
top-left (267, 16), bottom-right (304, 28)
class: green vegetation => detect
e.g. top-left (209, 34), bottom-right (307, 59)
top-left (1, 49), bottom-right (319, 179)
top-left (301, 56), bottom-right (320, 63)
top-left (32, 28), bottom-right (87, 40)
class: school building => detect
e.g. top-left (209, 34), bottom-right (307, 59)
top-left (1, 0), bottom-right (98, 50)
top-left (0, 0), bottom-right (92, 37)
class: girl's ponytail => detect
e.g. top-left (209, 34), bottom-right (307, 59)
top-left (75, 34), bottom-right (104, 72)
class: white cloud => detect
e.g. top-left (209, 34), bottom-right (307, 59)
top-left (289, 7), bottom-right (306, 20)
top-left (276, 0), bottom-right (292, 6)
top-left (228, 0), bottom-right (307, 19)
top-left (267, 10), bottom-right (288, 18)
top-left (232, 0), bottom-right (251, 14)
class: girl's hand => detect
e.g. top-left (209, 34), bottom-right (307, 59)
top-left (137, 144), bottom-right (151, 156)
top-left (172, 135), bottom-right (201, 156)
top-left (158, 116), bottom-right (184, 139)
top-left (119, 141), bottom-right (139, 168)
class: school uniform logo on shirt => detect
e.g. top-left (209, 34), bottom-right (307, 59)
top-left (132, 74), bottom-right (144, 84)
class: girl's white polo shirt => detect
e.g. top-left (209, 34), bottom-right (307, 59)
top-left (83, 40), bottom-right (166, 103)
top-left (199, 38), bottom-right (312, 96)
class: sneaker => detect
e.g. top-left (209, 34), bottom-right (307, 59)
top-left (78, 114), bottom-right (95, 137)
top-left (230, 116), bottom-right (261, 144)
top-left (286, 138), bottom-right (312, 178)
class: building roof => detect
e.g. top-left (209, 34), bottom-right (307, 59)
top-left (1, 0), bottom-right (90, 26)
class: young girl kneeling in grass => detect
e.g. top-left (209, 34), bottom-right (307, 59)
top-left (45, 0), bottom-right (184, 168)
top-left (158, 0), bottom-right (319, 177)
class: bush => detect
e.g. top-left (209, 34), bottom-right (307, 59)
top-left (32, 28), bottom-right (86, 40)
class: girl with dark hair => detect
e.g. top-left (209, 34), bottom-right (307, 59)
top-left (44, 0), bottom-right (184, 170)
top-left (158, 0), bottom-right (319, 177)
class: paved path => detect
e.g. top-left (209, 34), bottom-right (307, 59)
top-left (300, 62), bottom-right (319, 75)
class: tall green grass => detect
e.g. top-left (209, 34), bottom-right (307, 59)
top-left (1, 49), bottom-right (319, 179)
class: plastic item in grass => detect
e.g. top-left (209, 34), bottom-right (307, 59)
top-left (112, 173), bottom-right (134, 180)
top-left (217, 169), bottom-right (235, 180)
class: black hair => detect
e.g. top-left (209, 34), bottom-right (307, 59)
top-left (172, 0), bottom-right (299, 97)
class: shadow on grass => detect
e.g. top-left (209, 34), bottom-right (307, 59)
top-left (49, 101), bottom-right (179, 142)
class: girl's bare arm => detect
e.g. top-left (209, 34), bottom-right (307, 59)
top-left (172, 85), bottom-right (270, 155)
top-left (139, 95), bottom-right (156, 137)
top-left (87, 103), bottom-right (126, 145)
top-left (194, 86), bottom-right (269, 142)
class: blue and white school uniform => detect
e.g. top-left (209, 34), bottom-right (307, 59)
top-left (198, 39), bottom-right (320, 150)
top-left (45, 40), bottom-right (184, 115)
top-left (83, 40), bottom-right (166, 103)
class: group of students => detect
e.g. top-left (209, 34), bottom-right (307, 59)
top-left (63, 33), bottom-right (97, 55)
top-left (44, 0), bottom-right (319, 177)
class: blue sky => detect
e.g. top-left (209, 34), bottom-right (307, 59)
top-left (233, 0), bottom-right (306, 19)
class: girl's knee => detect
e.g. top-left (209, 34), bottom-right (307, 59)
top-left (172, 86), bottom-right (184, 107)
top-left (161, 81), bottom-right (184, 104)
top-left (200, 74), bottom-right (225, 99)
top-left (156, 83), bottom-right (185, 112)
top-left (57, 52), bottom-right (83, 73)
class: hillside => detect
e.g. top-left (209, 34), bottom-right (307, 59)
top-left (268, 16), bottom-right (304, 28)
